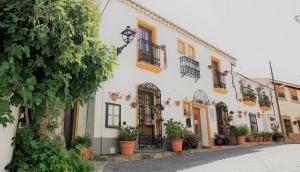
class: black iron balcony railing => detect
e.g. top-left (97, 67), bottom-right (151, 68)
top-left (138, 38), bottom-right (161, 67)
top-left (277, 92), bottom-right (285, 98)
top-left (180, 56), bottom-right (200, 81)
top-left (242, 87), bottom-right (257, 102)
top-left (258, 94), bottom-right (271, 107)
top-left (292, 95), bottom-right (298, 101)
top-left (213, 71), bottom-right (226, 88)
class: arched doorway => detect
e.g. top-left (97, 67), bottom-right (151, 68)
top-left (138, 82), bottom-right (162, 149)
top-left (215, 102), bottom-right (229, 135)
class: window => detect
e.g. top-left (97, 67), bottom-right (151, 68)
top-left (183, 101), bottom-right (192, 116)
top-left (249, 113), bottom-right (258, 132)
top-left (177, 39), bottom-right (186, 54)
top-left (276, 85), bottom-right (285, 98)
top-left (187, 45), bottom-right (195, 58)
top-left (289, 88), bottom-right (298, 101)
top-left (105, 103), bottom-right (121, 128)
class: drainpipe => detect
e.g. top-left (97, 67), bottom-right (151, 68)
top-left (230, 63), bottom-right (238, 100)
top-left (269, 61), bottom-right (286, 141)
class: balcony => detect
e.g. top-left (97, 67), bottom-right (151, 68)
top-left (259, 94), bottom-right (271, 111)
top-left (242, 87), bottom-right (257, 106)
top-left (179, 56), bottom-right (200, 81)
top-left (291, 95), bottom-right (298, 101)
top-left (213, 71), bottom-right (228, 94)
top-left (137, 38), bottom-right (161, 73)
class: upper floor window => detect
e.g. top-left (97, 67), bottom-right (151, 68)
top-left (137, 19), bottom-right (161, 72)
top-left (187, 44), bottom-right (195, 59)
top-left (212, 60), bottom-right (226, 89)
top-left (289, 88), bottom-right (298, 101)
top-left (276, 85), bottom-right (285, 98)
top-left (177, 39), bottom-right (186, 55)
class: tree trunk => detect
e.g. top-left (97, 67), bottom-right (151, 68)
top-left (37, 106), bottom-right (66, 147)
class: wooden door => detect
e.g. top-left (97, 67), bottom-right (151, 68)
top-left (193, 107), bottom-right (201, 134)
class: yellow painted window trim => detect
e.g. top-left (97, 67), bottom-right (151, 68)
top-left (260, 106), bottom-right (271, 111)
top-left (243, 100), bottom-right (256, 106)
top-left (182, 100), bottom-right (192, 116)
top-left (213, 88), bottom-right (229, 94)
top-left (177, 39), bottom-right (186, 55)
top-left (210, 56), bottom-right (228, 93)
top-left (136, 61), bottom-right (161, 73)
top-left (136, 18), bottom-right (161, 73)
top-left (187, 44), bottom-right (196, 59)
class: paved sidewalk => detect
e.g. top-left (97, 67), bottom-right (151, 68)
top-left (102, 144), bottom-right (300, 172)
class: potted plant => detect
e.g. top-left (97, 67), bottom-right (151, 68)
top-left (246, 133), bottom-right (255, 143)
top-left (272, 132), bottom-right (283, 142)
top-left (265, 132), bottom-right (273, 142)
top-left (165, 118), bottom-right (185, 152)
top-left (257, 132), bottom-right (263, 142)
top-left (76, 135), bottom-right (92, 160)
top-left (130, 101), bottom-right (137, 108)
top-left (110, 92), bottom-right (121, 101)
top-left (214, 133), bottom-right (223, 146)
top-left (183, 129), bottom-right (202, 150)
top-left (175, 100), bottom-right (181, 106)
top-left (232, 125), bottom-right (249, 145)
top-left (261, 132), bottom-right (267, 142)
top-left (117, 126), bottom-right (138, 156)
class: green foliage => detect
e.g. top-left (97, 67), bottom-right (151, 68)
top-left (232, 125), bottom-right (249, 136)
top-left (0, 0), bottom-right (117, 127)
top-left (76, 134), bottom-right (92, 147)
top-left (165, 118), bottom-right (186, 139)
top-left (117, 126), bottom-right (138, 141)
top-left (182, 129), bottom-right (201, 150)
top-left (0, 99), bottom-right (14, 127)
top-left (5, 127), bottom-right (92, 172)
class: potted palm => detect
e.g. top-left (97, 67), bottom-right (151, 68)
top-left (117, 126), bottom-right (138, 156)
top-left (232, 125), bottom-right (249, 145)
top-left (76, 135), bottom-right (92, 160)
top-left (165, 118), bottom-right (185, 152)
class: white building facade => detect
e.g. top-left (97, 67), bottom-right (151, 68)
top-left (76, 0), bottom-right (278, 155)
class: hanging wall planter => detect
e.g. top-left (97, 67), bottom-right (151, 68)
top-left (125, 94), bottom-right (131, 101)
top-left (165, 98), bottom-right (171, 106)
top-left (208, 64), bottom-right (213, 70)
top-left (110, 92), bottom-right (121, 101)
top-left (130, 101), bottom-right (137, 108)
top-left (223, 70), bottom-right (230, 76)
top-left (175, 100), bottom-right (181, 106)
top-left (257, 112), bottom-right (261, 118)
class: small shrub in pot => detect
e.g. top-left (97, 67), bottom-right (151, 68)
top-left (117, 126), bottom-right (138, 156)
top-left (165, 118), bottom-right (185, 152)
top-left (232, 125), bottom-right (249, 145)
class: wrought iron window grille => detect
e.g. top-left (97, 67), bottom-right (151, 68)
top-left (179, 56), bottom-right (200, 82)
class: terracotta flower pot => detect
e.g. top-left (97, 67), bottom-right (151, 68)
top-left (259, 137), bottom-right (263, 142)
top-left (247, 136), bottom-right (254, 143)
top-left (80, 146), bottom-right (92, 160)
top-left (236, 136), bottom-right (245, 145)
top-left (267, 137), bottom-right (272, 142)
top-left (119, 141), bottom-right (135, 156)
top-left (262, 138), bottom-right (267, 142)
top-left (111, 93), bottom-right (118, 101)
top-left (171, 139), bottom-right (183, 152)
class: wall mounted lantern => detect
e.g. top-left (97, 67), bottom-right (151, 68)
top-left (117, 26), bottom-right (136, 55)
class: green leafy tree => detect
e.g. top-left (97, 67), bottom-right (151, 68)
top-left (0, 0), bottom-right (116, 140)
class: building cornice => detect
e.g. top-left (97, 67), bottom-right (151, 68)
top-left (118, 0), bottom-right (237, 64)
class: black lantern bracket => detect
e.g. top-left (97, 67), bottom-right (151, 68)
top-left (117, 26), bottom-right (136, 55)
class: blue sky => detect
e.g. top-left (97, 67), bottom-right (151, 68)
top-left (136, 0), bottom-right (300, 84)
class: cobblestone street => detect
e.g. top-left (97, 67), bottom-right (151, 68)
top-left (103, 144), bottom-right (300, 172)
